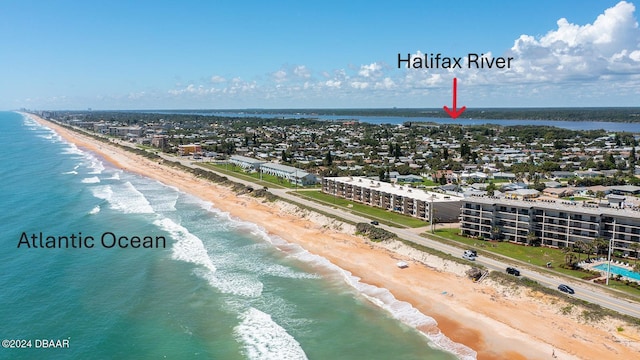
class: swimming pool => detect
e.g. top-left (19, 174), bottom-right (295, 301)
top-left (593, 263), bottom-right (640, 281)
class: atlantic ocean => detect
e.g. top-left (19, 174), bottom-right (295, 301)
top-left (0, 111), bottom-right (463, 359)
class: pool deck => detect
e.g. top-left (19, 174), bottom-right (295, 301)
top-left (581, 258), bottom-right (640, 283)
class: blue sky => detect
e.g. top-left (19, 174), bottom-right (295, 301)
top-left (1, 0), bottom-right (638, 110)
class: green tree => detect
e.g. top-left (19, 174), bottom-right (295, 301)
top-left (630, 242), bottom-right (640, 265)
top-left (573, 240), bottom-right (588, 262)
top-left (460, 142), bottom-right (471, 160)
top-left (593, 237), bottom-right (609, 257)
top-left (439, 173), bottom-right (447, 185)
top-left (564, 249), bottom-right (577, 266)
top-left (486, 182), bottom-right (496, 196)
top-left (394, 143), bottom-right (402, 158)
top-left (324, 151), bottom-right (333, 166)
top-left (490, 226), bottom-right (502, 241)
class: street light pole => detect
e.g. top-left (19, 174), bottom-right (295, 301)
top-left (430, 194), bottom-right (435, 234)
top-left (606, 237), bottom-right (613, 286)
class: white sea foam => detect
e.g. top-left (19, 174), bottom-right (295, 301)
top-left (87, 157), bottom-right (105, 174)
top-left (254, 228), bottom-right (477, 359)
top-left (234, 307), bottom-right (308, 360)
top-left (61, 143), bottom-right (84, 156)
top-left (37, 133), bottom-right (55, 140)
top-left (106, 171), bottom-right (120, 180)
top-left (172, 191), bottom-right (477, 360)
top-left (197, 269), bottom-right (263, 298)
top-left (155, 217), bottom-right (216, 273)
top-left (81, 176), bottom-right (100, 184)
top-left (155, 214), bottom-right (266, 297)
top-left (88, 206), bottom-right (100, 215)
top-left (90, 182), bottom-right (154, 214)
top-left (62, 170), bottom-right (78, 175)
top-left (134, 181), bottom-right (179, 213)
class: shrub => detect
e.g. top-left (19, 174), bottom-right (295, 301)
top-left (355, 223), bottom-right (395, 242)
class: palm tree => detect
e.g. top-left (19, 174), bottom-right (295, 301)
top-left (630, 242), bottom-right (640, 265)
top-left (526, 232), bottom-right (539, 246)
top-left (490, 226), bottom-right (502, 241)
top-left (574, 240), bottom-right (587, 262)
top-left (562, 246), bottom-right (577, 266)
top-left (593, 237), bottom-right (609, 258)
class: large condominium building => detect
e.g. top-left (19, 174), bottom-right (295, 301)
top-left (460, 195), bottom-right (640, 256)
top-left (322, 176), bottom-right (463, 222)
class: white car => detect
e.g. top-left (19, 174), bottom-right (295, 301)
top-left (463, 253), bottom-right (476, 261)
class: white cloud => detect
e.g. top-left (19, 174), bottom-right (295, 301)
top-left (509, 1), bottom-right (640, 81)
top-left (293, 65), bottom-right (311, 78)
top-left (272, 70), bottom-right (287, 83)
top-left (350, 81), bottom-right (369, 89)
top-left (210, 75), bottom-right (226, 83)
top-left (374, 77), bottom-right (395, 90)
top-left (155, 2), bottom-right (639, 108)
top-left (358, 62), bottom-right (383, 78)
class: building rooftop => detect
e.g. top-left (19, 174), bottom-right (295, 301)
top-left (464, 194), bottom-right (640, 218)
top-left (260, 162), bottom-right (310, 177)
top-left (327, 176), bottom-right (463, 203)
top-left (229, 155), bottom-right (266, 164)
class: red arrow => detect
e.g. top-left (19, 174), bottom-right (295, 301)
top-left (443, 77), bottom-right (466, 119)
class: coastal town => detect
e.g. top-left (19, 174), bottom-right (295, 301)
top-left (29, 109), bottom-right (640, 359)
top-left (41, 110), bottom-right (640, 267)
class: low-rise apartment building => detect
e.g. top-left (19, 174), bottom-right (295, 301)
top-left (260, 162), bottom-right (317, 186)
top-left (322, 176), bottom-right (463, 222)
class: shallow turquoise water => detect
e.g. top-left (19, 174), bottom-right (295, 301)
top-left (0, 112), bottom-right (468, 359)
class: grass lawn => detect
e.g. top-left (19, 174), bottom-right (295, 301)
top-left (204, 162), bottom-right (315, 189)
top-left (136, 144), bottom-right (155, 151)
top-left (599, 279), bottom-right (640, 297)
top-left (561, 196), bottom-right (590, 201)
top-left (421, 179), bottom-right (438, 186)
top-left (198, 163), bottom-right (287, 189)
top-left (296, 190), bottom-right (429, 228)
top-left (397, 179), bottom-right (438, 187)
top-left (204, 163), bottom-right (322, 190)
top-left (430, 228), bottom-right (600, 279)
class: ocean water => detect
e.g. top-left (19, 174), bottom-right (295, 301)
top-left (0, 111), bottom-right (470, 359)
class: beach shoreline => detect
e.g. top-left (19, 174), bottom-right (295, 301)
top-left (26, 113), bottom-right (640, 360)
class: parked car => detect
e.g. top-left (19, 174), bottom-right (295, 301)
top-left (370, 220), bottom-right (379, 225)
top-left (506, 267), bottom-right (520, 276)
top-left (557, 284), bottom-right (575, 294)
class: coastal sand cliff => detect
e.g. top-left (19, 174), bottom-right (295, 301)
top-left (28, 113), bottom-right (640, 360)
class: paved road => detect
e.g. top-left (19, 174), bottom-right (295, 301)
top-left (96, 143), bottom-right (640, 319)
top-left (268, 188), bottom-right (640, 318)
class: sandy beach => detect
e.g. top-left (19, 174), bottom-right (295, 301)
top-left (29, 113), bottom-right (640, 360)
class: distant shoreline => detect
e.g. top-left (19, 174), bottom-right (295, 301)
top-left (31, 107), bottom-right (640, 123)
